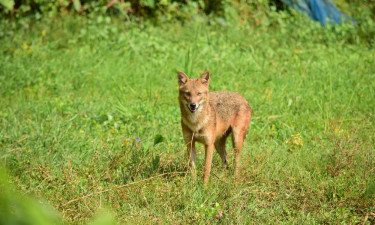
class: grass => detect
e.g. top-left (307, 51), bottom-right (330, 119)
top-left (1, 10), bottom-right (375, 224)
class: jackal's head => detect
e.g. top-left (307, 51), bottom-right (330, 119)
top-left (178, 71), bottom-right (210, 113)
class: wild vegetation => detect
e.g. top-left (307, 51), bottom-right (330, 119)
top-left (0, 0), bottom-right (374, 224)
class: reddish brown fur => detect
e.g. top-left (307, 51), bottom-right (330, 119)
top-left (178, 71), bottom-right (252, 183)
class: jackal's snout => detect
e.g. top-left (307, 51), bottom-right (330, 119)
top-left (187, 102), bottom-right (199, 113)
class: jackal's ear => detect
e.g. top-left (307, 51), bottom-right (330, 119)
top-left (178, 71), bottom-right (189, 85)
top-left (200, 71), bottom-right (210, 85)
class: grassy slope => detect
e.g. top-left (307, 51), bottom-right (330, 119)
top-left (1, 12), bottom-right (374, 224)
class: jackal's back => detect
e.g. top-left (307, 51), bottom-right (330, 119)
top-left (210, 91), bottom-right (251, 122)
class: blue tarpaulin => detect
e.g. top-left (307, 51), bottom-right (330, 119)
top-left (281, 0), bottom-right (356, 25)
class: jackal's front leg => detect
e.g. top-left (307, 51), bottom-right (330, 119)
top-left (187, 140), bottom-right (196, 170)
top-left (183, 131), bottom-right (196, 171)
top-left (203, 143), bottom-right (214, 184)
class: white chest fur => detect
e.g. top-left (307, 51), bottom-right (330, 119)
top-left (182, 109), bottom-right (209, 133)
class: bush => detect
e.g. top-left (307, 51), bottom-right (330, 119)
top-left (0, 0), bottom-right (227, 19)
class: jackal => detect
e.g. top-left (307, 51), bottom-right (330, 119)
top-left (178, 71), bottom-right (251, 183)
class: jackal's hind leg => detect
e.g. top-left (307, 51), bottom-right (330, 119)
top-left (231, 128), bottom-right (245, 176)
top-left (232, 118), bottom-right (251, 176)
top-left (231, 108), bottom-right (251, 176)
top-left (214, 134), bottom-right (230, 169)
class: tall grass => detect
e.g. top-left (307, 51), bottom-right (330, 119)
top-left (0, 8), bottom-right (374, 224)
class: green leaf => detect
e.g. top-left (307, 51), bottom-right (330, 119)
top-left (153, 134), bottom-right (165, 146)
top-left (73, 0), bottom-right (81, 11)
top-left (140, 0), bottom-right (155, 8)
top-left (0, 0), bottom-right (14, 10)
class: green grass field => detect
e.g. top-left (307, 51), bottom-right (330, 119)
top-left (1, 9), bottom-right (375, 224)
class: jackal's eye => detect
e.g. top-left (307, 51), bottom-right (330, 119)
top-left (184, 92), bottom-right (191, 97)
top-left (197, 92), bottom-right (202, 96)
